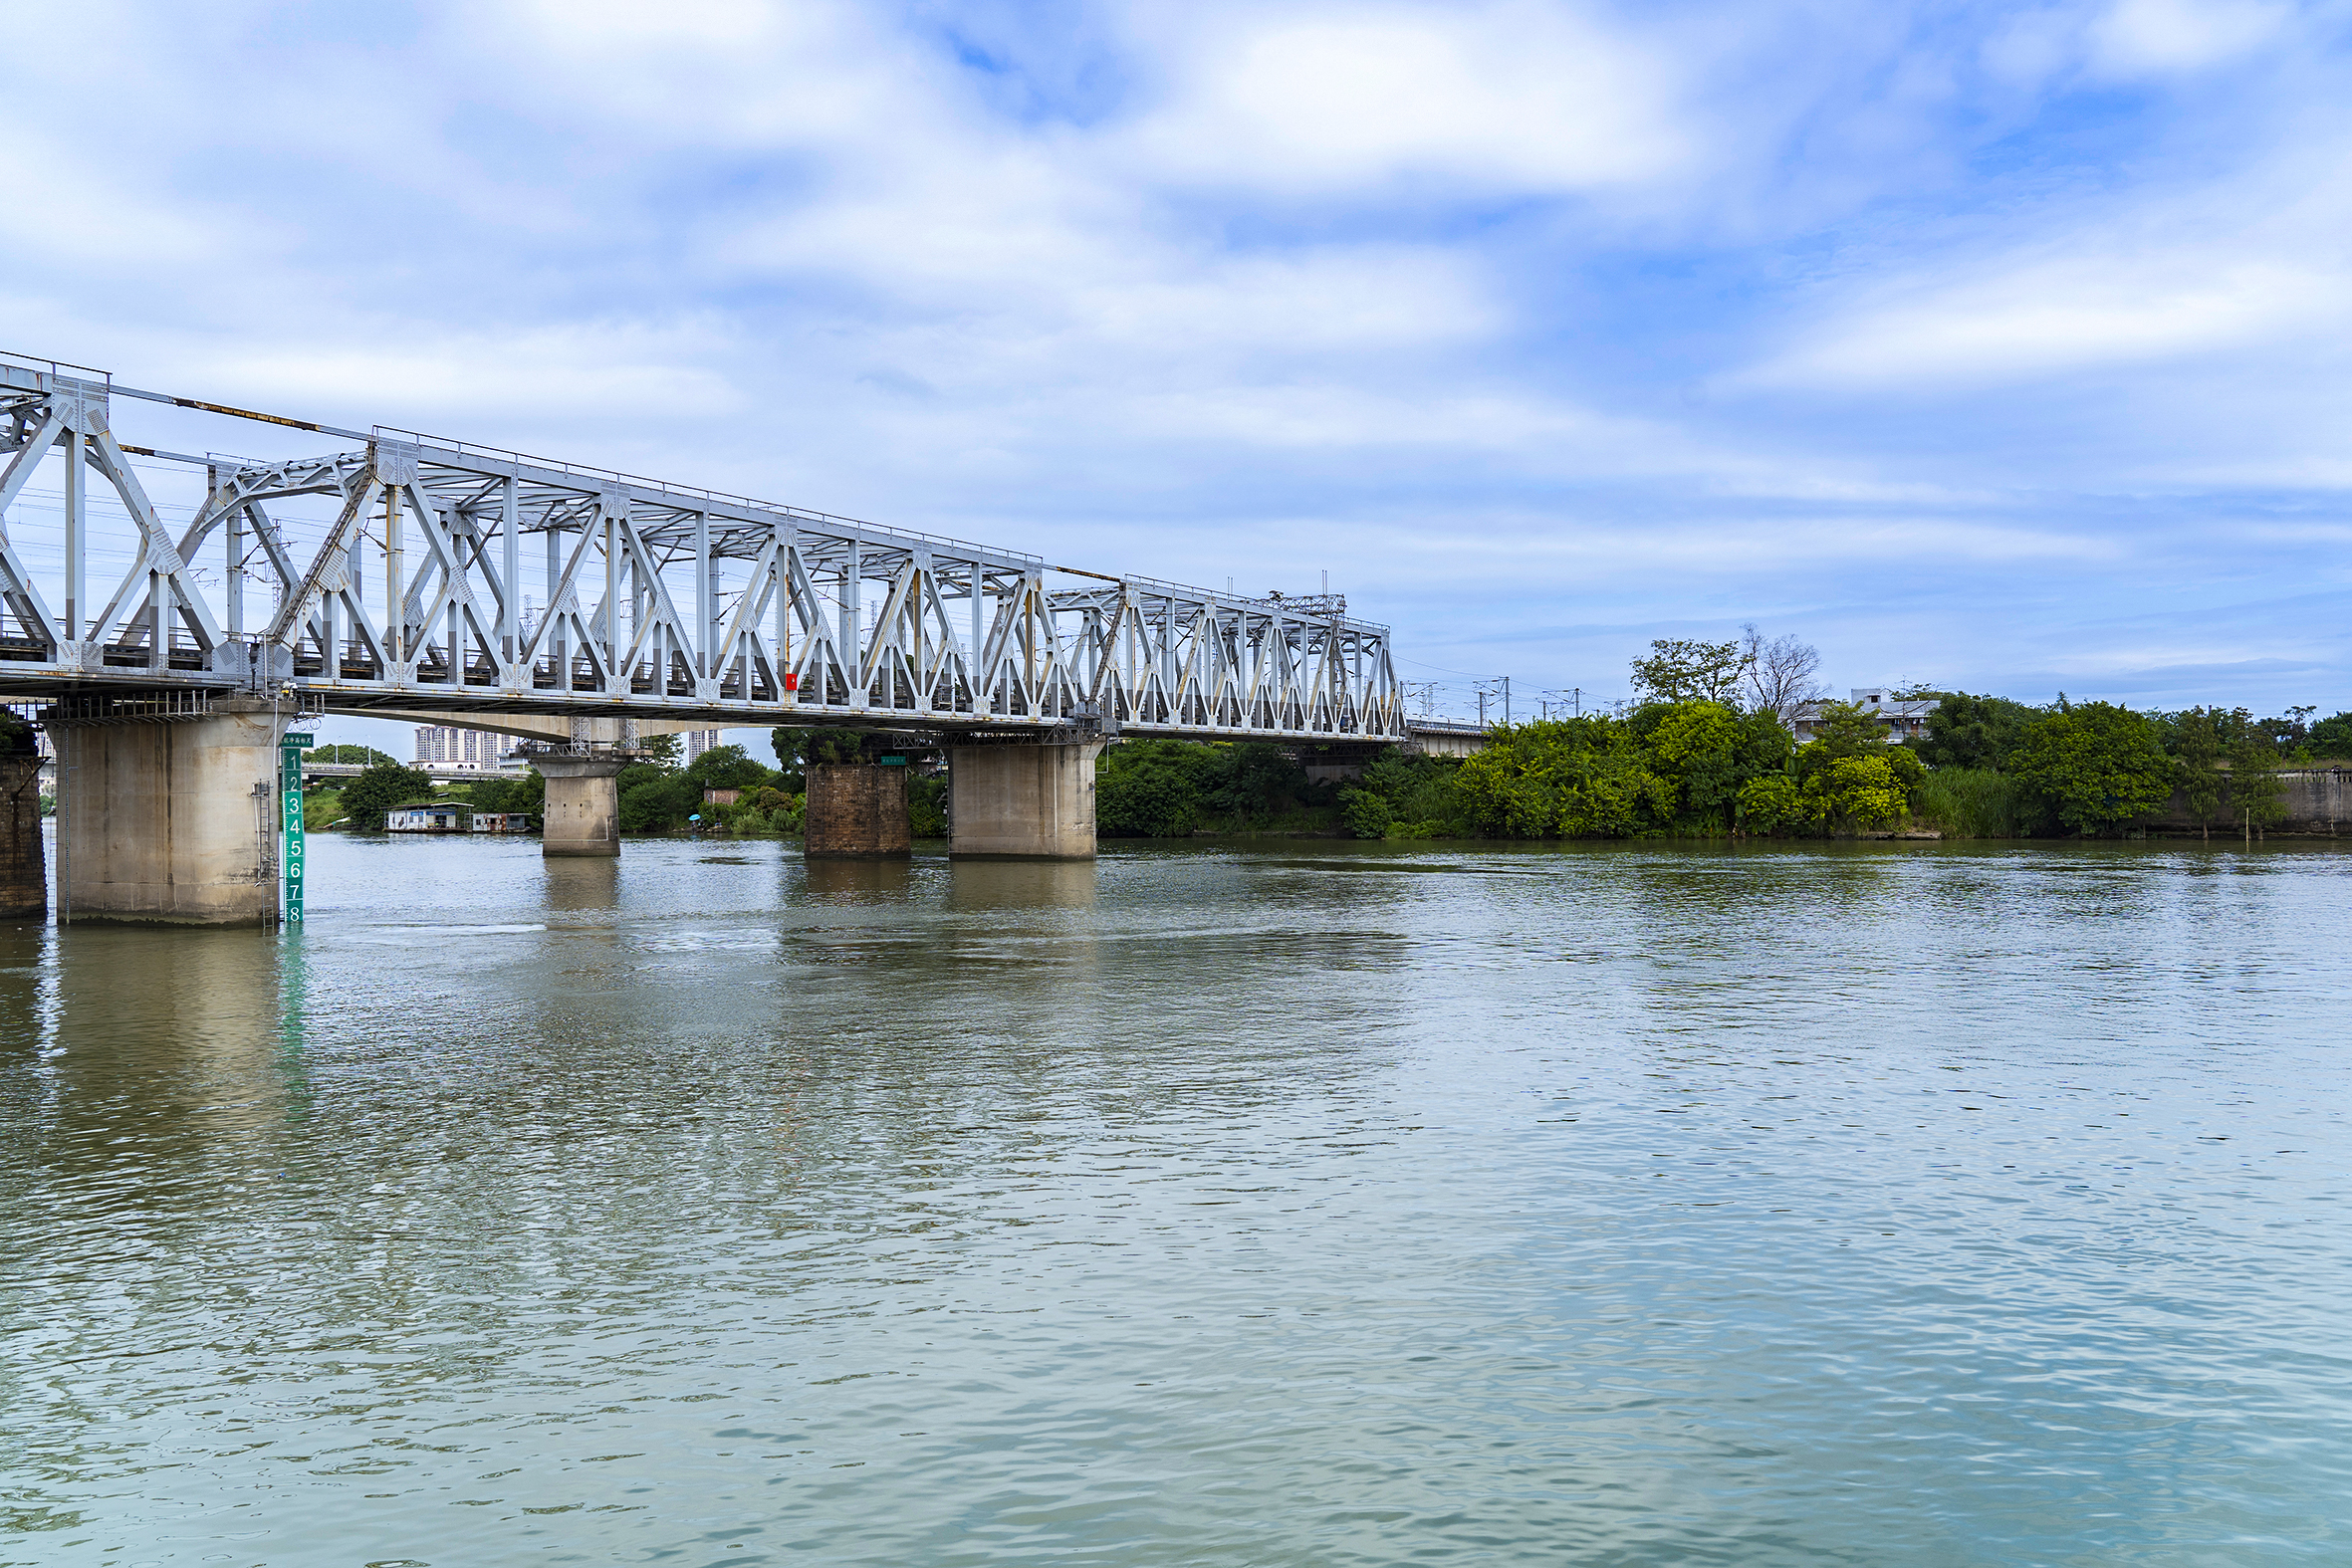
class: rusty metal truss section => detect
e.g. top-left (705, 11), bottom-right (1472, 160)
top-left (0, 353), bottom-right (1404, 742)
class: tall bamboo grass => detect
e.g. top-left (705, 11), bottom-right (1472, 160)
top-left (1911, 768), bottom-right (2021, 838)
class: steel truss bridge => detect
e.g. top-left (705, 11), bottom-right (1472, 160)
top-left (0, 353), bottom-right (1404, 744)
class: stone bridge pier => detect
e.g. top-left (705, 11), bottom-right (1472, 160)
top-left (44, 695), bottom-right (286, 925)
top-left (805, 764), bottom-right (911, 859)
top-left (0, 722), bottom-right (46, 921)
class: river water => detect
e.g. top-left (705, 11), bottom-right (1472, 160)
top-left (2, 835), bottom-right (2347, 1566)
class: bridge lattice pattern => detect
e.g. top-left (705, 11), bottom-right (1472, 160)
top-left (0, 355), bottom-right (1404, 742)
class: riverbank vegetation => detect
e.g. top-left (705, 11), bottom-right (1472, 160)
top-left (301, 638), bottom-right (2347, 844)
top-left (1097, 637), bottom-right (2350, 843)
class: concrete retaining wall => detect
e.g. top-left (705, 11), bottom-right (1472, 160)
top-left (2150, 768), bottom-right (2352, 835)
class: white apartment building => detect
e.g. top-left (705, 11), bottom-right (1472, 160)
top-left (413, 726), bottom-right (521, 770)
top-left (1791, 688), bottom-right (1937, 744)
top-left (683, 730), bottom-right (723, 762)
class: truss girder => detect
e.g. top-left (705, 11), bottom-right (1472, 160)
top-left (0, 363), bottom-right (1404, 739)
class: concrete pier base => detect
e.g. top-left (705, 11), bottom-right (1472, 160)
top-left (50, 697), bottom-right (282, 925)
top-left (0, 746), bottom-right (46, 921)
top-left (805, 765), bottom-right (910, 859)
top-left (947, 743), bottom-right (1103, 859)
top-left (535, 755), bottom-right (630, 857)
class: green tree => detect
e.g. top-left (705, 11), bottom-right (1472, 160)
top-left (907, 774), bottom-right (949, 837)
top-left (1096, 741), bottom-right (1215, 836)
top-left (2226, 723), bottom-right (2285, 835)
top-left (459, 769), bottom-right (546, 817)
top-left (636, 732), bottom-right (683, 769)
top-left (2306, 711), bottom-right (2352, 760)
top-left (1205, 743), bottom-right (1310, 820)
top-left (2173, 708), bottom-right (2229, 835)
top-left (684, 744), bottom-right (772, 792)
top-left (618, 761), bottom-right (701, 832)
top-left (1338, 786), bottom-right (1393, 839)
top-left (1353, 751), bottom-right (1465, 834)
top-left (1455, 717), bottom-right (1676, 837)
top-left (1801, 754), bottom-right (1909, 833)
top-left (1806, 700), bottom-right (1903, 761)
top-left (1629, 637), bottom-right (1747, 706)
top-left (1634, 701), bottom-right (1795, 830)
top-left (1916, 693), bottom-right (2037, 771)
top-left (774, 727), bottom-right (866, 769)
top-left (2009, 703), bottom-right (2173, 835)
top-left (339, 762), bottom-right (434, 830)
top-left (306, 743), bottom-right (398, 768)
top-left (1736, 773), bottom-right (1802, 833)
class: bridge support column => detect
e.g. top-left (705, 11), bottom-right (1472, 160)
top-left (947, 743), bottom-right (1102, 860)
top-left (804, 764), bottom-right (910, 859)
top-left (48, 697), bottom-right (282, 925)
top-left (534, 754), bottom-right (629, 857)
top-left (0, 731), bottom-right (45, 921)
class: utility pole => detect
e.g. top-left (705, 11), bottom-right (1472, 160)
top-left (1503, 676), bottom-right (1511, 725)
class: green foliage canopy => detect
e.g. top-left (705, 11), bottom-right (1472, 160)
top-left (1916, 694), bottom-right (2037, 771)
top-left (1628, 638), bottom-right (1747, 705)
top-left (305, 743), bottom-right (398, 768)
top-left (1094, 742), bottom-right (1324, 837)
top-left (2008, 702), bottom-right (2173, 834)
top-left (338, 762), bottom-right (434, 830)
top-left (685, 744), bottom-right (769, 791)
top-left (2306, 710), bottom-right (2352, 760)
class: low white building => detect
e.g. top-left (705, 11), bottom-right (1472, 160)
top-left (1792, 687), bottom-right (1937, 744)
top-left (386, 799), bottom-right (469, 832)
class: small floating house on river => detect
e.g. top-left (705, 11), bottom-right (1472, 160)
top-left (386, 799), bottom-right (469, 832)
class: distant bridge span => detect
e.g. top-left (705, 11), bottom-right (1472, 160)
top-left (0, 352), bottom-right (1403, 745)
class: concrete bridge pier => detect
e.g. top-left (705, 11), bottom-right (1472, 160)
top-left (947, 743), bottom-right (1103, 859)
top-left (804, 764), bottom-right (911, 859)
top-left (534, 754), bottom-right (630, 857)
top-left (0, 728), bottom-right (46, 921)
top-left (47, 696), bottom-right (283, 925)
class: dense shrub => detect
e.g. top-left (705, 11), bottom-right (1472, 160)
top-left (1096, 742), bottom-right (1216, 837)
top-left (1338, 786), bottom-right (1393, 839)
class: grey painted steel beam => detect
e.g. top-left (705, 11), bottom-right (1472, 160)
top-left (0, 353), bottom-right (1405, 742)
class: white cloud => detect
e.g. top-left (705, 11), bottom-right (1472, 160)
top-left (1115, 1), bottom-right (1695, 196)
top-left (2087, 0), bottom-right (2291, 76)
top-left (1745, 253), bottom-right (2348, 387)
top-left (1733, 120), bottom-right (2352, 393)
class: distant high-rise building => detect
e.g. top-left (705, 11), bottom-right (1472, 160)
top-left (413, 726), bottom-right (517, 770)
top-left (683, 730), bottom-right (722, 762)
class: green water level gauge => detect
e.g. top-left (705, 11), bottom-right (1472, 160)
top-left (279, 732), bottom-right (311, 925)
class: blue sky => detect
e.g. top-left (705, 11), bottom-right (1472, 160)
top-left (9, 0), bottom-right (2351, 752)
